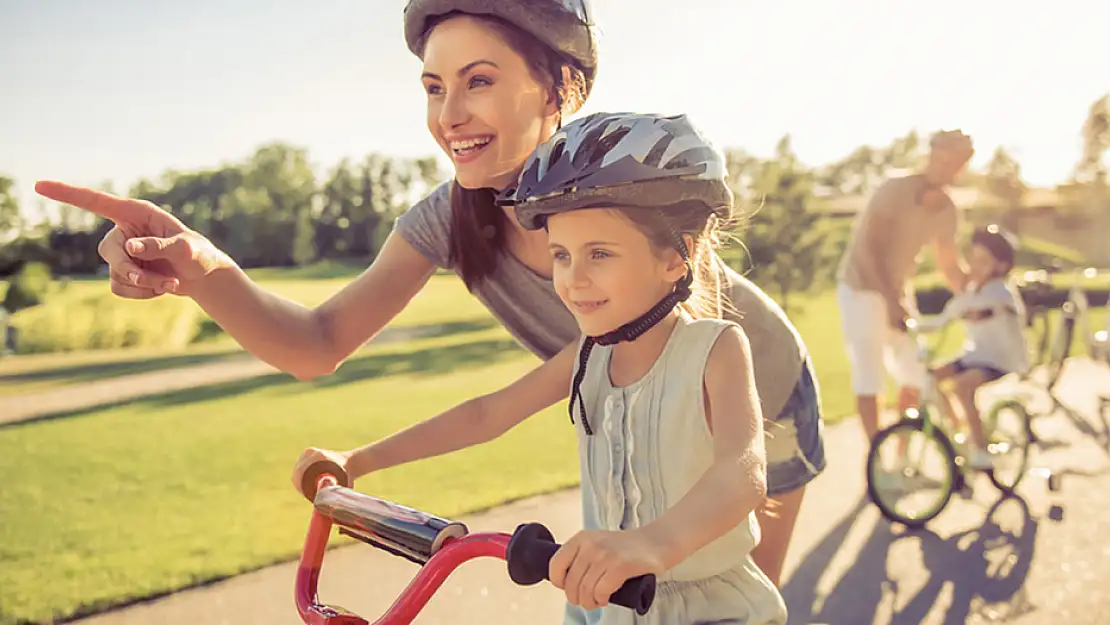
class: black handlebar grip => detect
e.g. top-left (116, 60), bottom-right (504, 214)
top-left (506, 522), bottom-right (656, 616)
top-left (301, 459), bottom-right (351, 502)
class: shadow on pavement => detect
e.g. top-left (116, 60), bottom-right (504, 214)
top-left (783, 494), bottom-right (1039, 625)
top-left (781, 496), bottom-right (895, 625)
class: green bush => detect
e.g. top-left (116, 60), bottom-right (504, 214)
top-left (2, 261), bottom-right (53, 313)
top-left (9, 292), bottom-right (205, 354)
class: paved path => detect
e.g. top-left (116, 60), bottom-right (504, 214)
top-left (0, 326), bottom-right (427, 426)
top-left (63, 359), bottom-right (1110, 625)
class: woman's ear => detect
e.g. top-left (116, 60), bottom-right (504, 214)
top-left (559, 66), bottom-right (583, 114)
top-left (544, 66), bottom-right (581, 119)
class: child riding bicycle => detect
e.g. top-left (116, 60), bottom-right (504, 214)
top-left (291, 112), bottom-right (787, 624)
top-left (923, 224), bottom-right (1029, 470)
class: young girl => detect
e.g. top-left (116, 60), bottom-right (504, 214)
top-left (926, 224), bottom-right (1028, 469)
top-left (292, 112), bottom-right (787, 624)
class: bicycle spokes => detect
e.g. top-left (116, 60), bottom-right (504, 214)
top-left (870, 422), bottom-right (954, 524)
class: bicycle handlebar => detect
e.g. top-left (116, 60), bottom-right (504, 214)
top-left (506, 521), bottom-right (655, 614)
top-left (904, 316), bottom-right (952, 364)
top-left (295, 462), bottom-right (656, 624)
top-left (300, 459), bottom-right (351, 500)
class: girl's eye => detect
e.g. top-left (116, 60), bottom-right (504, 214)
top-left (552, 250), bottom-right (570, 262)
top-left (469, 75), bottom-right (493, 88)
top-left (424, 84), bottom-right (443, 96)
top-left (589, 249), bottom-right (611, 260)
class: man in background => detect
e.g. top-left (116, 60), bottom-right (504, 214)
top-left (835, 129), bottom-right (974, 442)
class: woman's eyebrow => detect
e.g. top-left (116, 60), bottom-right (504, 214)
top-left (421, 59), bottom-right (500, 81)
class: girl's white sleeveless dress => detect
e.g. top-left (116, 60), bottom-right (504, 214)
top-left (564, 316), bottom-right (788, 625)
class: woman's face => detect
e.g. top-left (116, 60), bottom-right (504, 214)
top-left (421, 15), bottom-right (559, 191)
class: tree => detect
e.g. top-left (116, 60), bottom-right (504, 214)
top-left (3, 261), bottom-right (53, 313)
top-left (732, 136), bottom-right (838, 313)
top-left (881, 130), bottom-right (923, 170)
top-left (817, 131), bottom-right (925, 196)
top-left (0, 175), bottom-right (23, 240)
top-left (413, 156), bottom-right (446, 194)
top-left (984, 146), bottom-right (1027, 209)
top-left (818, 144), bottom-right (885, 196)
top-left (317, 158), bottom-right (360, 258)
top-left (292, 204), bottom-right (318, 266)
top-left (1073, 93), bottom-right (1110, 186)
top-left (724, 149), bottom-right (760, 198)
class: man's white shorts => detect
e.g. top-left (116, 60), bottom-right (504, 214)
top-left (836, 283), bottom-right (926, 396)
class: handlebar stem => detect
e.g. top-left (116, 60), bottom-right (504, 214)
top-left (296, 475), bottom-right (368, 625)
top-left (296, 472), bottom-right (513, 625)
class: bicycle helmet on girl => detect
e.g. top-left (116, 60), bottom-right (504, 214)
top-left (403, 0), bottom-right (599, 97)
top-left (971, 223), bottom-right (1018, 268)
top-left (500, 111), bottom-right (734, 230)
top-left (499, 111), bottom-right (733, 436)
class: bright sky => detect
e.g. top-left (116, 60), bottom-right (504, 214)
top-left (1, 0), bottom-right (1107, 221)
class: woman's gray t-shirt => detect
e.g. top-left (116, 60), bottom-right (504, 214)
top-left (392, 182), bottom-right (806, 419)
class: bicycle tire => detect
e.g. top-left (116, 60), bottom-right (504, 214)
top-left (981, 399), bottom-right (1034, 495)
top-left (866, 416), bottom-right (959, 529)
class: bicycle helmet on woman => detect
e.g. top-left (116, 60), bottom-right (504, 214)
top-left (500, 111), bottom-right (734, 230)
top-left (971, 223), bottom-right (1019, 268)
top-left (403, 0), bottom-right (600, 97)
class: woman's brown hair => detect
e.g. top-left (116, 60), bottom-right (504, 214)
top-left (426, 12), bottom-right (587, 291)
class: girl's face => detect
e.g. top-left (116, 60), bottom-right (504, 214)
top-left (968, 243), bottom-right (1005, 284)
top-left (421, 15), bottom-right (559, 191)
top-left (546, 208), bottom-right (687, 337)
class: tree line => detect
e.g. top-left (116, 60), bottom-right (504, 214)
top-left (1, 94), bottom-right (1106, 296)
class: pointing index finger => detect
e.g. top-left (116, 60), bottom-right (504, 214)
top-left (34, 180), bottom-right (144, 224)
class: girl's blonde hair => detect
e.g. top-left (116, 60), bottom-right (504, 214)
top-left (620, 202), bottom-right (786, 517)
top-left (617, 201), bottom-right (738, 321)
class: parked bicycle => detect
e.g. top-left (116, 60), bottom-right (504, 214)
top-left (1019, 265), bottom-right (1110, 390)
top-left (1018, 269), bottom-right (1057, 377)
top-left (866, 318), bottom-right (1034, 529)
top-left (294, 461), bottom-right (656, 625)
top-left (1015, 265), bottom-right (1110, 448)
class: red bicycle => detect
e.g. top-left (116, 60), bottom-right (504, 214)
top-left (295, 461), bottom-right (657, 624)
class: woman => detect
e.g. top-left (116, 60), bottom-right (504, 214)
top-left (34, 0), bottom-right (823, 586)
